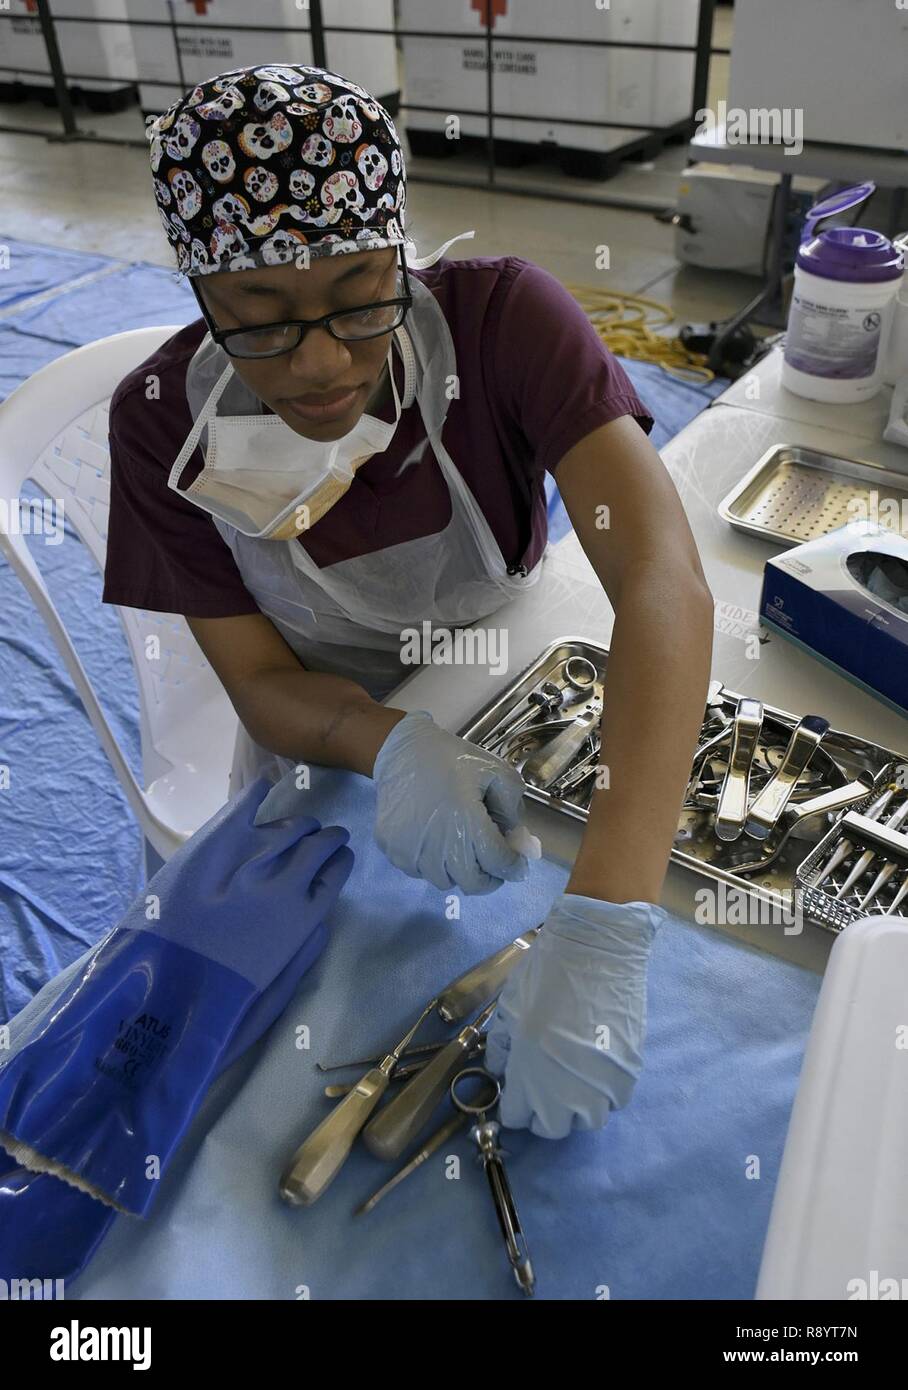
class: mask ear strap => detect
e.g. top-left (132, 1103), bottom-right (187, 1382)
top-left (391, 326), bottom-right (416, 410)
top-left (168, 357), bottom-right (234, 489)
top-left (404, 229), bottom-right (475, 269)
top-left (388, 340), bottom-right (404, 418)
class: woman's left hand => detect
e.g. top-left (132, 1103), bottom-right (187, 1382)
top-left (484, 893), bottom-right (666, 1139)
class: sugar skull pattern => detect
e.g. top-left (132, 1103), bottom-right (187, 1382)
top-left (146, 63), bottom-right (408, 277)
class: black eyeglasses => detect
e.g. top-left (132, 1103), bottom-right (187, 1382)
top-left (191, 248), bottom-right (414, 360)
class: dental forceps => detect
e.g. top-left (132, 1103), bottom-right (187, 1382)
top-left (450, 1066), bottom-right (535, 1298)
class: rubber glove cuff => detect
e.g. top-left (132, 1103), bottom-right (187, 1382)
top-left (372, 708), bottom-right (434, 777)
top-left (545, 892), bottom-right (667, 952)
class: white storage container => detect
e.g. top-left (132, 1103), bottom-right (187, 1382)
top-left (126, 0), bottom-right (398, 114)
top-left (729, 0), bottom-right (908, 153)
top-left (0, 0), bottom-right (137, 96)
top-left (675, 165), bottom-right (826, 276)
top-left (757, 916), bottom-right (908, 1301)
top-left (397, 0), bottom-right (698, 159)
top-left (882, 235), bottom-right (908, 388)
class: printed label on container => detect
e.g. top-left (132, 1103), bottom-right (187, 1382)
top-left (785, 292), bottom-right (884, 379)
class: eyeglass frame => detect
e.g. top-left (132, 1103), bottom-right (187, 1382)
top-left (188, 242), bottom-right (414, 359)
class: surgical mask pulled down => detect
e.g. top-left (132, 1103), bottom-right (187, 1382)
top-left (168, 339), bottom-right (404, 540)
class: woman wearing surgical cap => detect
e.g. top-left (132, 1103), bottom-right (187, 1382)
top-left (103, 64), bottom-right (714, 1139)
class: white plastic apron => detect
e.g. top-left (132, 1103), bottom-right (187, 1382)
top-left (182, 257), bottom-right (542, 791)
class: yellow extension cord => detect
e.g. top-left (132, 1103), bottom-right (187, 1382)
top-left (562, 283), bottom-right (716, 385)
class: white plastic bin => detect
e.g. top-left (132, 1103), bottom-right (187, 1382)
top-left (125, 0), bottom-right (398, 115)
top-left (0, 0), bottom-right (137, 96)
top-left (398, 0), bottom-right (698, 156)
top-left (729, 0), bottom-right (908, 153)
top-left (756, 915), bottom-right (908, 1300)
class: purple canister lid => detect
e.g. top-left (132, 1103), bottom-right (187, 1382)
top-left (797, 182), bottom-right (905, 282)
top-left (797, 226), bottom-right (905, 282)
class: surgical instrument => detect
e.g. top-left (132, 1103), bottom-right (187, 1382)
top-left (834, 796), bottom-right (908, 900)
top-left (857, 857), bottom-right (908, 911)
top-left (887, 870), bottom-right (908, 914)
top-left (521, 694), bottom-right (603, 790)
top-left (853, 798), bottom-right (908, 908)
top-left (812, 785), bottom-right (899, 889)
top-left (496, 713), bottom-right (597, 768)
top-left (685, 723), bottom-right (734, 798)
top-left (744, 715), bottom-right (830, 840)
top-left (483, 657), bottom-right (600, 754)
top-left (563, 654), bottom-right (598, 692)
top-left (451, 1066), bottom-right (535, 1298)
top-left (719, 778), bottom-right (874, 876)
top-left (281, 1005), bottom-right (433, 1206)
top-left (324, 1056), bottom-right (436, 1098)
top-left (484, 680), bottom-right (563, 753)
top-left (354, 1112), bottom-right (469, 1215)
top-left (280, 927), bottom-right (545, 1202)
top-left (549, 738), bottom-right (602, 795)
top-left (318, 1038), bottom-right (446, 1073)
top-left (715, 698), bottom-right (764, 842)
top-left (438, 925), bottom-right (541, 1023)
top-left (363, 1003), bottom-right (497, 1161)
top-left (327, 1038), bottom-right (487, 1098)
top-left (318, 923), bottom-right (542, 1071)
top-left (279, 999), bottom-right (439, 1207)
top-left (483, 658), bottom-right (597, 750)
top-left (552, 760), bottom-right (599, 801)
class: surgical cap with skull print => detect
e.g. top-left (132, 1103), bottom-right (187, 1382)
top-left (146, 62), bottom-right (410, 278)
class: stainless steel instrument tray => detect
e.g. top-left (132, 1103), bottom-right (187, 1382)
top-left (458, 636), bottom-right (908, 930)
top-left (718, 443), bottom-right (908, 545)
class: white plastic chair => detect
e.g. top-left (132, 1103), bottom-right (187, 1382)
top-left (0, 326), bottom-right (238, 873)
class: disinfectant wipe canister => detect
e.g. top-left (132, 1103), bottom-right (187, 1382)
top-left (782, 183), bottom-right (905, 405)
top-left (882, 233), bottom-right (908, 388)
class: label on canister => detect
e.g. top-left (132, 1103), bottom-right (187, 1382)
top-left (785, 291), bottom-right (885, 380)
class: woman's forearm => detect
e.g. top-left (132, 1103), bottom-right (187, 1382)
top-left (566, 566), bottom-right (714, 904)
top-left (232, 666), bottom-right (407, 777)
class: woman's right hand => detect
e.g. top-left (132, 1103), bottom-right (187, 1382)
top-left (372, 710), bottom-right (531, 895)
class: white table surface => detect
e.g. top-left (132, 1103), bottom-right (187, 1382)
top-left (390, 402), bottom-right (908, 977)
top-left (713, 345), bottom-right (906, 457)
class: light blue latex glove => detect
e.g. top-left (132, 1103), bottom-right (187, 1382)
top-left (484, 893), bottom-right (666, 1138)
top-left (372, 710), bottom-right (530, 895)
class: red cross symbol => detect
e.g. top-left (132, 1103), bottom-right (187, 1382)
top-left (469, 0), bottom-right (508, 27)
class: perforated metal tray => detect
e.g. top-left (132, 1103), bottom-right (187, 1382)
top-left (718, 444), bottom-right (908, 545)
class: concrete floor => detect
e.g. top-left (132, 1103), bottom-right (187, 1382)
top-left (0, 3), bottom-right (769, 331)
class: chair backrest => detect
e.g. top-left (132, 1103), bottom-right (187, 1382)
top-left (0, 327), bottom-right (232, 837)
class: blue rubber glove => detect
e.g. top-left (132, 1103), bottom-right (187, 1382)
top-left (370, 710), bottom-right (531, 895)
top-left (0, 1152), bottom-right (118, 1287)
top-left (484, 893), bottom-right (666, 1139)
top-left (0, 776), bottom-right (353, 1219)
